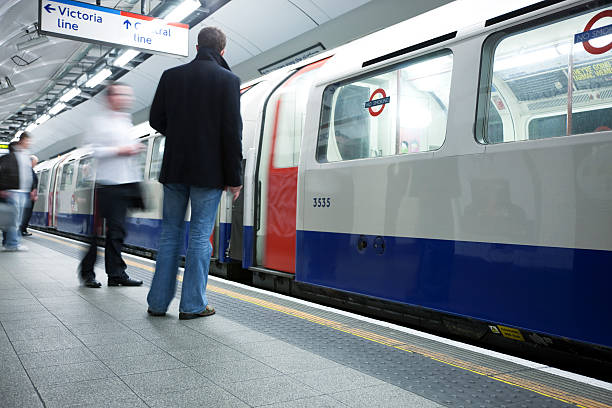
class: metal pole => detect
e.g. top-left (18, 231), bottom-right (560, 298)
top-left (141, 0), bottom-right (149, 15)
top-left (566, 42), bottom-right (574, 136)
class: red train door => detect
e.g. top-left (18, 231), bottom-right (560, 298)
top-left (258, 58), bottom-right (329, 273)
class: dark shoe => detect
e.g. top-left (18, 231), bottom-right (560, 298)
top-left (179, 305), bottom-right (215, 320)
top-left (108, 277), bottom-right (143, 287)
top-left (83, 279), bottom-right (102, 288)
top-left (21, 231), bottom-right (32, 236)
top-left (147, 308), bottom-right (166, 317)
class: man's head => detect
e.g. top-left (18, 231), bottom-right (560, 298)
top-left (197, 27), bottom-right (226, 55)
top-left (106, 82), bottom-right (133, 112)
top-left (18, 132), bottom-right (32, 150)
top-left (30, 155), bottom-right (38, 167)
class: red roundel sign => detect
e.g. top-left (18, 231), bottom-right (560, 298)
top-left (582, 10), bottom-right (612, 55)
top-left (367, 88), bottom-right (389, 117)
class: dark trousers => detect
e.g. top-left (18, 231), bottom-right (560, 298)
top-left (20, 199), bottom-right (34, 233)
top-left (79, 184), bottom-right (131, 282)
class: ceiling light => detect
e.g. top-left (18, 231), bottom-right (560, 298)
top-left (36, 114), bottom-right (51, 125)
top-left (77, 73), bottom-right (88, 86)
top-left (16, 35), bottom-right (49, 51)
top-left (494, 48), bottom-right (559, 71)
top-left (25, 123), bottom-right (37, 132)
top-left (49, 102), bottom-right (67, 115)
top-left (0, 76), bottom-right (16, 96)
top-left (114, 49), bottom-right (140, 67)
top-left (59, 87), bottom-right (81, 103)
top-left (164, 0), bottom-right (200, 22)
top-left (85, 68), bottom-right (112, 88)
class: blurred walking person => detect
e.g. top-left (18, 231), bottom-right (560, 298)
top-left (78, 82), bottom-right (144, 288)
top-left (146, 27), bottom-right (242, 319)
top-left (20, 155), bottom-right (39, 237)
top-left (0, 135), bottom-right (34, 251)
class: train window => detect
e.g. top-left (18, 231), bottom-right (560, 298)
top-left (267, 60), bottom-right (329, 169)
top-left (149, 136), bottom-right (165, 181)
top-left (76, 158), bottom-right (94, 189)
top-left (478, 4), bottom-right (612, 144)
top-left (136, 146), bottom-right (147, 179)
top-left (317, 51), bottom-right (453, 162)
top-left (37, 171), bottom-right (49, 195)
top-left (59, 163), bottom-right (75, 191)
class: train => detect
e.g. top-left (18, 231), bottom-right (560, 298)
top-left (31, 0), bottom-right (612, 372)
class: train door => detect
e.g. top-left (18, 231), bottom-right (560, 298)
top-left (49, 157), bottom-right (67, 228)
top-left (215, 84), bottom-right (262, 263)
top-left (55, 160), bottom-right (77, 232)
top-left (255, 58), bottom-right (329, 273)
top-left (74, 156), bottom-right (95, 235)
top-left (32, 169), bottom-right (50, 226)
top-left (298, 51), bottom-right (455, 300)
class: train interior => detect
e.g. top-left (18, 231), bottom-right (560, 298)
top-left (487, 7), bottom-right (612, 143)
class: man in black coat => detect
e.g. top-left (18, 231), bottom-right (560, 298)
top-left (146, 27), bottom-right (242, 320)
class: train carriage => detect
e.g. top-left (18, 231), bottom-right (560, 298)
top-left (33, 0), bottom-right (612, 362)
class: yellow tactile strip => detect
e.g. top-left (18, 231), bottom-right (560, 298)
top-left (32, 230), bottom-right (611, 408)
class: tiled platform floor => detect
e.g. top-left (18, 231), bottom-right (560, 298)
top-left (0, 233), bottom-right (610, 408)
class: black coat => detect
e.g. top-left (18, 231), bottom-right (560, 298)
top-left (0, 153), bottom-right (19, 191)
top-left (0, 153), bottom-right (37, 192)
top-left (149, 47), bottom-right (243, 188)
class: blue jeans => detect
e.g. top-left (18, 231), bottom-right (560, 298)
top-left (147, 184), bottom-right (222, 314)
top-left (4, 192), bottom-right (28, 249)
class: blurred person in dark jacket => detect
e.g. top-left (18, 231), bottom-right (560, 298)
top-left (146, 27), bottom-right (242, 319)
top-left (0, 134), bottom-right (34, 251)
top-left (20, 155), bottom-right (39, 237)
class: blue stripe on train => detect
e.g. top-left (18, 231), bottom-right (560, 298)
top-left (49, 212), bottom-right (194, 255)
top-left (296, 230), bottom-right (612, 348)
top-left (55, 213), bottom-right (93, 235)
top-left (123, 217), bottom-right (163, 251)
top-left (219, 222), bottom-right (231, 263)
top-left (31, 211), bottom-right (48, 227)
top-left (243, 225), bottom-right (254, 268)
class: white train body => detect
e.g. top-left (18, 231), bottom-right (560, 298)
top-left (33, 0), bottom-right (612, 350)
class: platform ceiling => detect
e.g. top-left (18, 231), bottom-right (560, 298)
top-left (0, 0), bottom-right (372, 143)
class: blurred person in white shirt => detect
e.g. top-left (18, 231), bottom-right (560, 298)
top-left (79, 82), bottom-right (145, 288)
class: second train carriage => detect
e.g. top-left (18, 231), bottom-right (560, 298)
top-left (32, 0), bottom-right (612, 362)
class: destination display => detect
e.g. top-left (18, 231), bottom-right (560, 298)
top-left (38, 0), bottom-right (189, 57)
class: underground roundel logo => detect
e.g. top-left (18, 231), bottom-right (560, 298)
top-left (578, 10), bottom-right (612, 55)
top-left (365, 88), bottom-right (391, 117)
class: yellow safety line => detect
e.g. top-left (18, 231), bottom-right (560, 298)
top-left (32, 230), bottom-right (610, 408)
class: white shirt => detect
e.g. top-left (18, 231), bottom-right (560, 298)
top-left (84, 106), bottom-right (142, 185)
top-left (15, 148), bottom-right (33, 192)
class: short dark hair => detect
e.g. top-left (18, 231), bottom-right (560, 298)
top-left (8, 141), bottom-right (18, 153)
top-left (20, 132), bottom-right (32, 141)
top-left (197, 27), bottom-right (226, 54)
top-left (106, 81), bottom-right (129, 97)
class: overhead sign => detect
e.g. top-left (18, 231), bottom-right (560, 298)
top-left (258, 43), bottom-right (325, 75)
top-left (38, 0), bottom-right (189, 57)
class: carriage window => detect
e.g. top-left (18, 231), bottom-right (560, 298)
top-left (479, 5), bottom-right (612, 144)
top-left (149, 136), bottom-right (165, 181)
top-left (267, 60), bottom-right (329, 169)
top-left (59, 163), bottom-right (75, 191)
top-left (136, 142), bottom-right (148, 179)
top-left (317, 51), bottom-right (453, 162)
top-left (38, 171), bottom-right (49, 195)
top-left (76, 158), bottom-right (94, 189)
